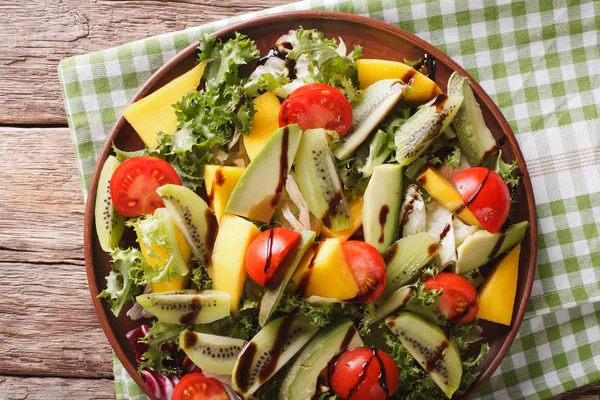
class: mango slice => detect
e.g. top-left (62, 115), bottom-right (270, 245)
top-left (356, 59), bottom-right (442, 105)
top-left (122, 61), bottom-right (207, 149)
top-left (417, 167), bottom-right (481, 227)
top-left (210, 214), bottom-right (260, 312)
top-left (321, 199), bottom-right (364, 241)
top-left (138, 224), bottom-right (192, 292)
top-left (204, 165), bottom-right (245, 224)
top-left (477, 244), bottom-right (521, 325)
top-left (243, 92), bottom-right (282, 160)
top-left (290, 239), bottom-right (359, 301)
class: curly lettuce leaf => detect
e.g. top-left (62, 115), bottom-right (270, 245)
top-left (191, 262), bottom-right (212, 290)
top-left (97, 247), bottom-right (145, 317)
top-left (138, 321), bottom-right (188, 374)
top-left (243, 70), bottom-right (290, 98)
top-left (149, 34), bottom-right (259, 189)
top-left (357, 129), bottom-right (395, 177)
top-left (287, 28), bottom-right (361, 100)
top-left (495, 150), bottom-right (520, 188)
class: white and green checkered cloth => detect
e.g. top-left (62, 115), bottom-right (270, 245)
top-left (58, 0), bottom-right (600, 398)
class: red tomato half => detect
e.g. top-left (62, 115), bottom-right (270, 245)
top-left (424, 272), bottom-right (478, 324)
top-left (109, 156), bottom-right (182, 217)
top-left (245, 227), bottom-right (301, 286)
top-left (341, 241), bottom-right (387, 303)
top-left (453, 167), bottom-right (510, 233)
top-left (329, 347), bottom-right (399, 400)
top-left (171, 373), bottom-right (228, 400)
top-left (278, 83), bottom-right (353, 136)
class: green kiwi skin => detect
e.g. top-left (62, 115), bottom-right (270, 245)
top-left (94, 155), bottom-right (125, 252)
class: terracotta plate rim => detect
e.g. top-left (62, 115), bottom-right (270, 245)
top-left (83, 10), bottom-right (538, 400)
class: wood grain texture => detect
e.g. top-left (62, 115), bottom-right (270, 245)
top-left (0, 376), bottom-right (114, 400)
top-left (0, 0), bottom-right (289, 125)
top-left (0, 127), bottom-right (112, 379)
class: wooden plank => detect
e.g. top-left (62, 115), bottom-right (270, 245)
top-left (0, 127), bottom-right (112, 378)
top-left (0, 376), bottom-right (115, 399)
top-left (0, 0), bottom-right (290, 125)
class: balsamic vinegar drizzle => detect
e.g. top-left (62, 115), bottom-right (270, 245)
top-left (467, 169), bottom-right (492, 206)
top-left (439, 223), bottom-right (451, 241)
top-left (263, 228), bottom-right (275, 274)
top-left (398, 198), bottom-right (415, 236)
top-left (271, 126), bottom-right (290, 208)
top-left (258, 316), bottom-right (294, 383)
top-left (345, 349), bottom-right (389, 399)
top-left (234, 342), bottom-right (257, 393)
top-left (378, 205), bottom-right (390, 244)
top-left (412, 53), bottom-right (437, 81)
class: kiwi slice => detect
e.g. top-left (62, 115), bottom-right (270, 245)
top-left (179, 331), bottom-right (246, 375)
top-left (136, 289), bottom-right (230, 325)
top-left (94, 155), bottom-right (125, 252)
top-left (295, 128), bottom-right (351, 232)
top-left (385, 311), bottom-right (462, 398)
top-left (232, 316), bottom-right (319, 398)
top-left (156, 184), bottom-right (217, 266)
top-left (372, 285), bottom-right (414, 323)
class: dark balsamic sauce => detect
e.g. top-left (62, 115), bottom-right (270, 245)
top-left (383, 242), bottom-right (399, 264)
top-left (258, 48), bottom-right (287, 65)
top-left (180, 297), bottom-right (202, 324)
top-left (296, 243), bottom-right (321, 295)
top-left (271, 127), bottom-right (290, 207)
top-left (488, 232), bottom-right (507, 261)
top-left (234, 342), bottom-right (257, 393)
top-left (425, 340), bottom-right (449, 372)
top-left (413, 53), bottom-right (437, 81)
top-left (400, 68), bottom-right (416, 85)
top-left (497, 135), bottom-right (507, 146)
top-left (431, 94), bottom-right (448, 110)
top-left (182, 331), bottom-right (198, 349)
top-left (373, 349), bottom-right (390, 397)
top-left (204, 208), bottom-right (218, 254)
top-left (215, 169), bottom-right (226, 186)
top-left (466, 169), bottom-right (492, 206)
top-left (428, 242), bottom-right (441, 256)
top-left (286, 58), bottom-right (297, 80)
top-left (439, 223), bottom-right (451, 241)
top-left (378, 205), bottom-right (390, 244)
top-left (258, 316), bottom-right (294, 383)
top-left (263, 228), bottom-right (275, 274)
top-left (340, 326), bottom-right (357, 352)
top-left (398, 199), bottom-right (415, 236)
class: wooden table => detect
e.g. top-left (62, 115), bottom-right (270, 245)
top-left (0, 1), bottom-right (596, 399)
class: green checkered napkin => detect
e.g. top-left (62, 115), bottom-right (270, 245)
top-left (58, 0), bottom-right (600, 398)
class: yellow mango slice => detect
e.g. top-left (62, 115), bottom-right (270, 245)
top-left (417, 167), bottom-right (481, 227)
top-left (204, 165), bottom-right (245, 224)
top-left (243, 92), bottom-right (282, 160)
top-left (292, 238), bottom-right (359, 300)
top-left (122, 61), bottom-right (207, 149)
top-left (210, 214), bottom-right (260, 312)
top-left (138, 224), bottom-right (192, 292)
top-left (477, 244), bottom-right (521, 325)
top-left (321, 199), bottom-right (364, 241)
top-left (356, 59), bottom-right (442, 105)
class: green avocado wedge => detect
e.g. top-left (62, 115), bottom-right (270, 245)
top-left (280, 319), bottom-right (363, 400)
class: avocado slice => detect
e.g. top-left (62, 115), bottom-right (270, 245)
top-left (295, 128), bottom-right (352, 231)
top-left (372, 285), bottom-right (413, 323)
top-left (226, 124), bottom-right (302, 223)
top-left (280, 319), bottom-right (363, 400)
top-left (454, 220), bottom-right (528, 274)
top-left (363, 164), bottom-right (403, 253)
top-left (259, 230), bottom-right (316, 326)
top-left (232, 316), bottom-right (319, 398)
top-left (385, 311), bottom-right (462, 398)
top-left (333, 79), bottom-right (407, 160)
top-left (395, 94), bottom-right (463, 166)
top-left (447, 72), bottom-right (498, 165)
top-left (381, 232), bottom-right (441, 300)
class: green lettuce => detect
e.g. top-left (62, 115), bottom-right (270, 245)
top-left (97, 247), bottom-right (144, 317)
top-left (139, 321), bottom-right (188, 374)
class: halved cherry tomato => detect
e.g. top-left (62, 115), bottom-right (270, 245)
top-left (329, 347), bottom-right (399, 400)
top-left (341, 241), bottom-right (386, 303)
top-left (110, 156), bottom-right (181, 217)
top-left (245, 227), bottom-right (301, 286)
top-left (424, 272), bottom-right (478, 324)
top-left (278, 83), bottom-right (353, 136)
top-left (171, 372), bottom-right (228, 400)
top-left (454, 167), bottom-right (510, 233)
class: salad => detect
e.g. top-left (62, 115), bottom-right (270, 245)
top-left (94, 28), bottom-right (528, 400)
